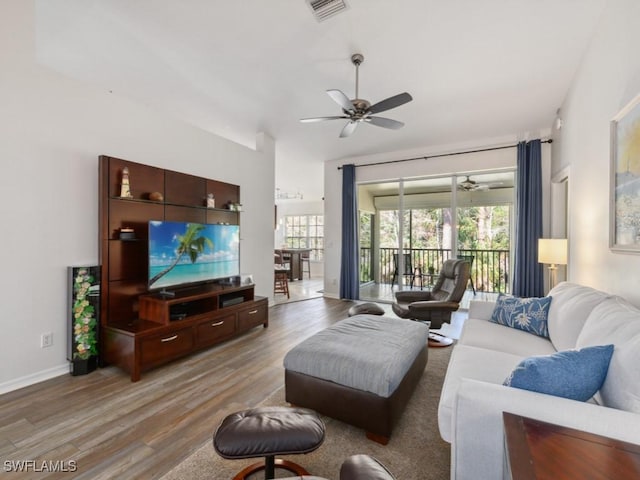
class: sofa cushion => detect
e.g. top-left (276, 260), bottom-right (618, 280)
top-left (458, 318), bottom-right (557, 357)
top-left (490, 294), bottom-right (552, 338)
top-left (503, 345), bottom-right (614, 402)
top-left (438, 344), bottom-right (524, 442)
top-left (576, 296), bottom-right (640, 413)
top-left (546, 282), bottom-right (612, 351)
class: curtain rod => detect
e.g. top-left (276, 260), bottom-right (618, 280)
top-left (337, 139), bottom-right (552, 170)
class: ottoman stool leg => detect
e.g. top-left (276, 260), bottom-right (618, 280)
top-left (233, 456), bottom-right (310, 480)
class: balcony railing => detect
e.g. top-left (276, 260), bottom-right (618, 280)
top-left (360, 247), bottom-right (510, 294)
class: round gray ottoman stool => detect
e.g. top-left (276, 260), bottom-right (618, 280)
top-left (213, 406), bottom-right (325, 480)
top-left (347, 302), bottom-right (385, 317)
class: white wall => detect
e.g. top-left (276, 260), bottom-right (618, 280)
top-left (0, 1), bottom-right (275, 393)
top-left (553, 0), bottom-right (640, 304)
top-left (323, 140), bottom-right (551, 298)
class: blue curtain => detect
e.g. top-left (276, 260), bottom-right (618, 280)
top-left (513, 140), bottom-right (544, 297)
top-left (340, 164), bottom-right (359, 299)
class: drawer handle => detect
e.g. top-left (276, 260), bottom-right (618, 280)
top-left (211, 321), bottom-right (225, 327)
top-left (161, 335), bottom-right (178, 343)
top-left (248, 309), bottom-right (258, 315)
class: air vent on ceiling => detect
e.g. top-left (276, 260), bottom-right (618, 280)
top-left (307, 0), bottom-right (349, 22)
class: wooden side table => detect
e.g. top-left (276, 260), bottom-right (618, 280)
top-left (503, 412), bottom-right (640, 479)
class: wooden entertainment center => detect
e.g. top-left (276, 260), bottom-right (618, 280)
top-left (99, 155), bottom-right (268, 381)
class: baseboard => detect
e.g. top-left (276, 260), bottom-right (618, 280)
top-left (0, 363), bottom-right (69, 395)
top-left (322, 292), bottom-right (340, 300)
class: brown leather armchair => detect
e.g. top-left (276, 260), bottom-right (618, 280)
top-left (391, 258), bottom-right (470, 329)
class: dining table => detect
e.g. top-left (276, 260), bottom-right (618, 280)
top-left (279, 248), bottom-right (311, 280)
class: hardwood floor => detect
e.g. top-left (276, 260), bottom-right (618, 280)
top-left (0, 297), bottom-right (355, 479)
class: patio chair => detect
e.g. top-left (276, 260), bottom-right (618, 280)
top-left (390, 253), bottom-right (420, 288)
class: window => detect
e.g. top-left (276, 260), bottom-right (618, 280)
top-left (285, 215), bottom-right (324, 261)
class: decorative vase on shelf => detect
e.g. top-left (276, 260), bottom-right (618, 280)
top-left (68, 266), bottom-right (100, 376)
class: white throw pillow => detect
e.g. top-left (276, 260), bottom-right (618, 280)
top-left (546, 282), bottom-right (611, 351)
top-left (576, 296), bottom-right (640, 413)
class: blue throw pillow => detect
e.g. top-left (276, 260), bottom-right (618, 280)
top-left (490, 294), bottom-right (552, 338)
top-left (503, 345), bottom-right (614, 401)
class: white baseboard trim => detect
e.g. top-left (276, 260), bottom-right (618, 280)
top-left (0, 363), bottom-right (69, 395)
top-left (322, 292), bottom-right (340, 299)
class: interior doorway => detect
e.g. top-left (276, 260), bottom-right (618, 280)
top-left (273, 210), bottom-right (325, 305)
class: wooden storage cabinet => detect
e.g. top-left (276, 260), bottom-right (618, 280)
top-left (99, 155), bottom-right (268, 381)
top-left (103, 288), bottom-right (267, 381)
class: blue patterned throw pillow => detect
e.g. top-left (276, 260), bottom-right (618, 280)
top-left (504, 345), bottom-right (614, 401)
top-left (490, 294), bottom-right (552, 338)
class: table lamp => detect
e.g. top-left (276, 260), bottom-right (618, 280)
top-left (538, 238), bottom-right (568, 290)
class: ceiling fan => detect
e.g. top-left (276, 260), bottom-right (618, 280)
top-left (300, 53), bottom-right (413, 138)
top-left (458, 176), bottom-right (503, 192)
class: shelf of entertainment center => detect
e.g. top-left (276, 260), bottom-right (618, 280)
top-left (109, 195), bottom-right (240, 213)
top-left (139, 283), bottom-right (254, 325)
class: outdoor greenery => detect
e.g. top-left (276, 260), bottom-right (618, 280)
top-left (376, 206), bottom-right (509, 251)
top-left (361, 205), bottom-right (511, 292)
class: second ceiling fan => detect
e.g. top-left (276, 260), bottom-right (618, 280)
top-left (300, 53), bottom-right (413, 138)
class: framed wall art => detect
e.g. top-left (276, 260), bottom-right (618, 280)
top-left (610, 93), bottom-right (640, 253)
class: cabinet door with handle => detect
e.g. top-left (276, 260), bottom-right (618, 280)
top-left (140, 326), bottom-right (194, 367)
top-left (237, 300), bottom-right (268, 331)
top-left (196, 313), bottom-right (236, 347)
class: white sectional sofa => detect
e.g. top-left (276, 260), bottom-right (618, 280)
top-left (438, 282), bottom-right (640, 480)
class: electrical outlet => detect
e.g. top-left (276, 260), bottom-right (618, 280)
top-left (41, 332), bottom-right (53, 348)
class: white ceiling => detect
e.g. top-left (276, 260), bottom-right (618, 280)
top-left (35, 0), bottom-right (606, 201)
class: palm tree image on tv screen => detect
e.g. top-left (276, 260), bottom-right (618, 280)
top-left (148, 221), bottom-right (240, 290)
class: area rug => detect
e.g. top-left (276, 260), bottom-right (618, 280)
top-left (161, 346), bottom-right (452, 480)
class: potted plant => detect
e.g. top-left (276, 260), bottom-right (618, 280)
top-left (71, 268), bottom-right (99, 375)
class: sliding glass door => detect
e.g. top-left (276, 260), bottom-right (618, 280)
top-left (358, 171), bottom-right (514, 302)
top-left (456, 172), bottom-right (513, 293)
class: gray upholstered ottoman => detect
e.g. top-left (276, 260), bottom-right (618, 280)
top-left (284, 315), bottom-right (429, 444)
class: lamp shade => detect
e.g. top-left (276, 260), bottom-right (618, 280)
top-left (538, 238), bottom-right (568, 265)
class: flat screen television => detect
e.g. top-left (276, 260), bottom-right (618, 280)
top-left (148, 220), bottom-right (240, 291)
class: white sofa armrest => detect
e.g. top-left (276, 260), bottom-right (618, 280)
top-left (451, 378), bottom-right (640, 480)
top-left (467, 300), bottom-right (496, 321)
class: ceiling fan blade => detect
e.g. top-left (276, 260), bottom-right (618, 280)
top-left (300, 115), bottom-right (349, 123)
top-left (327, 89), bottom-right (355, 113)
top-left (366, 116), bottom-right (405, 130)
top-left (340, 121), bottom-right (358, 138)
top-left (368, 92), bottom-right (413, 114)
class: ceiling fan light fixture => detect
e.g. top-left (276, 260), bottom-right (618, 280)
top-left (300, 53), bottom-right (412, 138)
